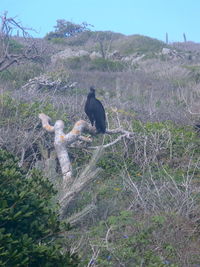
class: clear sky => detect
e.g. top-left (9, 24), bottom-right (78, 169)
top-left (1, 0), bottom-right (200, 43)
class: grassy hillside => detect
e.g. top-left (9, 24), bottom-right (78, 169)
top-left (112, 34), bottom-right (166, 55)
top-left (1, 31), bottom-right (200, 266)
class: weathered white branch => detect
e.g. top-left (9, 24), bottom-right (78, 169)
top-left (60, 147), bottom-right (103, 216)
top-left (39, 113), bottom-right (96, 187)
top-left (39, 113), bottom-right (135, 186)
top-left (38, 113), bottom-right (134, 220)
top-left (39, 113), bottom-right (54, 132)
top-left (89, 133), bottom-right (127, 149)
top-left (66, 204), bottom-right (97, 226)
top-left (22, 74), bottom-right (78, 92)
top-left (89, 129), bottom-right (134, 149)
top-left (60, 167), bottom-right (101, 207)
top-left (106, 128), bottom-right (134, 137)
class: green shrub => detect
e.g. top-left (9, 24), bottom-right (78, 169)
top-left (57, 30), bottom-right (123, 47)
top-left (65, 31), bottom-right (93, 46)
top-left (90, 31), bottom-right (123, 42)
top-left (61, 55), bottom-right (127, 72)
top-left (8, 39), bottom-right (24, 54)
top-left (183, 65), bottom-right (200, 83)
top-left (83, 212), bottom-right (178, 267)
top-left (48, 37), bottom-right (67, 45)
top-left (0, 149), bottom-right (79, 266)
top-left (113, 34), bottom-right (165, 55)
top-left (63, 56), bottom-right (90, 70)
top-left (90, 58), bottom-right (126, 72)
top-left (0, 93), bottom-right (70, 127)
top-left (0, 63), bottom-right (43, 88)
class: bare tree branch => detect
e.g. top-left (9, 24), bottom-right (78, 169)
top-left (38, 113), bottom-right (136, 220)
top-left (66, 204), bottom-right (97, 226)
top-left (39, 113), bottom-right (96, 186)
top-left (89, 133), bottom-right (128, 149)
top-left (0, 12), bottom-right (43, 72)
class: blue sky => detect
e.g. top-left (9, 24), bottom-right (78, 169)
top-left (1, 0), bottom-right (200, 42)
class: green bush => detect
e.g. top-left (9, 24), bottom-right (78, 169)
top-left (183, 65), bottom-right (200, 83)
top-left (63, 56), bottom-right (90, 70)
top-left (82, 212), bottom-right (178, 267)
top-left (48, 37), bottom-right (67, 45)
top-left (0, 149), bottom-right (79, 266)
top-left (113, 34), bottom-right (165, 55)
top-left (65, 31), bottom-right (93, 46)
top-left (0, 63), bottom-right (43, 88)
top-left (64, 30), bottom-right (123, 47)
top-left (0, 93), bottom-right (70, 127)
top-left (61, 55), bottom-right (127, 72)
top-left (90, 58), bottom-right (126, 72)
top-left (8, 39), bottom-right (24, 54)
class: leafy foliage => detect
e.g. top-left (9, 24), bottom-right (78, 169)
top-left (0, 149), bottom-right (79, 266)
top-left (46, 20), bottom-right (92, 39)
top-left (62, 56), bottom-right (127, 72)
top-left (64, 30), bottom-right (124, 47)
top-left (90, 58), bottom-right (127, 72)
top-left (7, 39), bottom-right (24, 54)
top-left (0, 63), bottom-right (43, 88)
top-left (0, 93), bottom-right (69, 127)
top-left (79, 212), bottom-right (179, 266)
top-left (183, 64), bottom-right (200, 83)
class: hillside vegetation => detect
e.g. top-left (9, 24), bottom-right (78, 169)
top-left (1, 26), bottom-right (200, 266)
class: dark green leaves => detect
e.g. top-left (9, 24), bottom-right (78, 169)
top-left (0, 149), bottom-right (79, 267)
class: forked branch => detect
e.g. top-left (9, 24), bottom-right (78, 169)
top-left (38, 113), bottom-right (134, 219)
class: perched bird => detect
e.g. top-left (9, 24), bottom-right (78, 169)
top-left (84, 87), bottom-right (106, 133)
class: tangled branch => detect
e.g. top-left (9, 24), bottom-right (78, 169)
top-left (0, 12), bottom-right (43, 72)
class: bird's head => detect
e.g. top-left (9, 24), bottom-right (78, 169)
top-left (87, 86), bottom-right (95, 98)
top-left (90, 86), bottom-right (95, 94)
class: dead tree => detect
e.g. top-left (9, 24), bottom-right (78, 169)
top-left (38, 113), bottom-right (134, 221)
top-left (0, 12), bottom-right (42, 72)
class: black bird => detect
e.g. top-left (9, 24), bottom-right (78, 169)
top-left (85, 87), bottom-right (106, 133)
